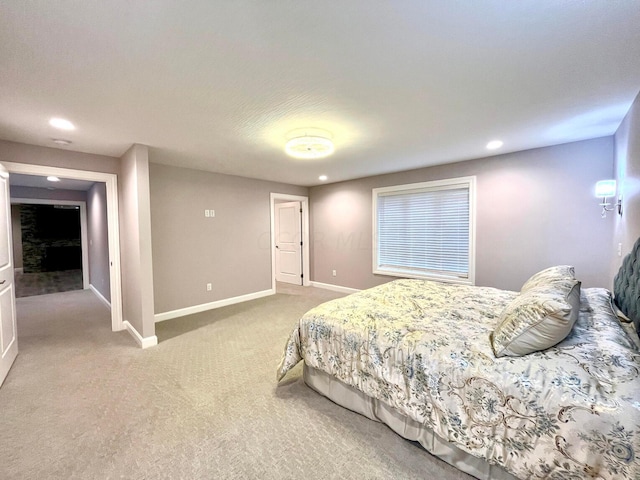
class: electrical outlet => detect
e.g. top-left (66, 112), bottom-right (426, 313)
top-left (332, 269), bottom-right (337, 277)
top-left (206, 283), bottom-right (212, 291)
top-left (618, 243), bottom-right (623, 257)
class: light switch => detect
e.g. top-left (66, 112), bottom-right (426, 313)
top-left (205, 209), bottom-right (210, 218)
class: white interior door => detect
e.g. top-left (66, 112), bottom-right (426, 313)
top-left (0, 164), bottom-right (17, 387)
top-left (275, 201), bottom-right (302, 285)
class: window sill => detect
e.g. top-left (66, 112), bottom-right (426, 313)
top-left (373, 268), bottom-right (474, 286)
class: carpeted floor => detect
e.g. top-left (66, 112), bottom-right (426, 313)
top-left (0, 285), bottom-right (472, 480)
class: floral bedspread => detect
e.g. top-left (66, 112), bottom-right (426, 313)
top-left (277, 279), bottom-right (640, 480)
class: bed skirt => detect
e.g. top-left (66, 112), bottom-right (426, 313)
top-left (303, 364), bottom-right (517, 480)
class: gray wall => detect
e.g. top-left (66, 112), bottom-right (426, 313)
top-left (611, 90), bottom-right (640, 283)
top-left (310, 137), bottom-right (614, 291)
top-left (10, 186), bottom-right (88, 202)
top-left (119, 144), bottom-right (155, 338)
top-left (87, 183), bottom-right (110, 302)
top-left (149, 163), bottom-right (307, 314)
top-left (0, 139), bottom-right (120, 174)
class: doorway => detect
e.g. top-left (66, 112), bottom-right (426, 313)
top-left (11, 199), bottom-right (88, 297)
top-left (270, 193), bottom-right (310, 290)
top-left (2, 162), bottom-right (123, 331)
top-left (274, 201), bottom-right (302, 285)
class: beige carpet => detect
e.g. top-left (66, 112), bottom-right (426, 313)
top-left (0, 285), bottom-right (472, 480)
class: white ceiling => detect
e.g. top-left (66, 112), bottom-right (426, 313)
top-left (1, 1), bottom-right (639, 187)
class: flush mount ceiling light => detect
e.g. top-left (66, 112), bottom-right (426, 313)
top-left (285, 128), bottom-right (334, 159)
top-left (486, 140), bottom-right (504, 150)
top-left (47, 176), bottom-right (61, 182)
top-left (319, 175), bottom-right (328, 181)
top-left (49, 117), bottom-right (75, 130)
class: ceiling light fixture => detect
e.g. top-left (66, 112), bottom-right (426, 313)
top-left (319, 175), bottom-right (328, 181)
top-left (47, 176), bottom-right (61, 182)
top-left (285, 128), bottom-right (334, 159)
top-left (52, 138), bottom-right (72, 146)
top-left (486, 140), bottom-right (504, 150)
top-left (49, 117), bottom-right (75, 130)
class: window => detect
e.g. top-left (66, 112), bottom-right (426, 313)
top-left (372, 176), bottom-right (475, 285)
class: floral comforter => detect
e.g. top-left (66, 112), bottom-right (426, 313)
top-left (277, 279), bottom-right (640, 480)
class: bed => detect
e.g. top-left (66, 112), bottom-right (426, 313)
top-left (277, 239), bottom-right (640, 480)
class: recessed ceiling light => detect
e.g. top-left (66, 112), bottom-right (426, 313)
top-left (52, 138), bottom-right (72, 146)
top-left (486, 140), bottom-right (504, 150)
top-left (47, 176), bottom-right (61, 182)
top-left (49, 117), bottom-right (75, 131)
top-left (319, 175), bottom-right (328, 181)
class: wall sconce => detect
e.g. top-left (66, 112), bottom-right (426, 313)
top-left (595, 179), bottom-right (622, 217)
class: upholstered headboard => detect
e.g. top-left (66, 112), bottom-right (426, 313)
top-left (613, 236), bottom-right (640, 331)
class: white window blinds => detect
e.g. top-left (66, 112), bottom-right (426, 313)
top-left (373, 177), bottom-right (475, 284)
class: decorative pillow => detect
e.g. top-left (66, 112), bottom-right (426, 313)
top-left (520, 265), bottom-right (575, 293)
top-left (491, 279), bottom-right (581, 357)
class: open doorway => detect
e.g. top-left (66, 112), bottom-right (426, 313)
top-left (3, 162), bottom-right (123, 331)
top-left (11, 199), bottom-right (87, 297)
top-left (270, 193), bottom-right (310, 292)
top-left (274, 200), bottom-right (303, 285)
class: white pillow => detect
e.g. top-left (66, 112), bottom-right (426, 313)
top-left (491, 279), bottom-right (581, 357)
top-left (520, 265), bottom-right (575, 293)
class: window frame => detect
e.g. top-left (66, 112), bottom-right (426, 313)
top-left (372, 176), bottom-right (476, 285)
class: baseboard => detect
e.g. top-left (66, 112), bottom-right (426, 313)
top-left (123, 320), bottom-right (158, 349)
top-left (89, 284), bottom-right (111, 309)
top-left (310, 281), bottom-right (360, 294)
top-left (154, 288), bottom-right (275, 323)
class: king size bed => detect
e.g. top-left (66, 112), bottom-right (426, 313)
top-left (277, 239), bottom-right (640, 480)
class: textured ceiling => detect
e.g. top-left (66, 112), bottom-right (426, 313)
top-left (1, 1), bottom-right (639, 186)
